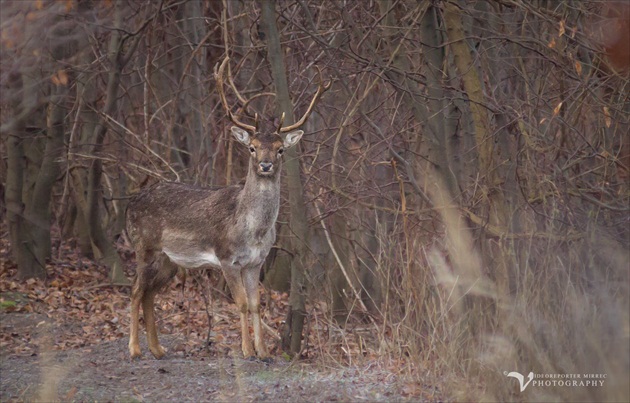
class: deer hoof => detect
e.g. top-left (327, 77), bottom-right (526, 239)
top-left (129, 344), bottom-right (142, 359)
top-left (242, 346), bottom-right (256, 359)
top-left (150, 345), bottom-right (167, 359)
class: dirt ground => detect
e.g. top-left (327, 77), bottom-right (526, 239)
top-left (1, 311), bottom-right (441, 402)
top-left (0, 234), bottom-right (442, 402)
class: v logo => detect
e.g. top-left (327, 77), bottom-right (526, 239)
top-left (507, 371), bottom-right (534, 392)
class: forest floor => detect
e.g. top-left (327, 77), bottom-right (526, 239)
top-left (0, 235), bottom-right (443, 402)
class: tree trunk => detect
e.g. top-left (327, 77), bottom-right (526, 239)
top-left (72, 68), bottom-right (98, 258)
top-left (179, 0), bottom-right (208, 175)
top-left (5, 73), bottom-right (47, 279)
top-left (443, 1), bottom-right (510, 296)
top-left (260, 0), bottom-right (310, 356)
top-left (24, 83), bottom-right (68, 271)
top-left (85, 1), bottom-right (133, 285)
top-left (375, 0), bottom-right (459, 203)
top-left (330, 213), bottom-right (351, 324)
top-left (6, 121), bottom-right (44, 279)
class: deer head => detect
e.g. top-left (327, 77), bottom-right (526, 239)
top-left (214, 57), bottom-right (330, 177)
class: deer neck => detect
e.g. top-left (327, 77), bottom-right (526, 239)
top-left (236, 160), bottom-right (282, 235)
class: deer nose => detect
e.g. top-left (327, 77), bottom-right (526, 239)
top-left (259, 162), bottom-right (273, 172)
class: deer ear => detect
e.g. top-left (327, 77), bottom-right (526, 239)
top-left (283, 130), bottom-right (304, 148)
top-left (231, 126), bottom-right (250, 145)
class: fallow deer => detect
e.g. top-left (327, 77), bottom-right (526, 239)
top-left (126, 57), bottom-right (330, 360)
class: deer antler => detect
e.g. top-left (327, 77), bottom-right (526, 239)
top-left (214, 57), bottom-right (258, 132)
top-left (276, 112), bottom-right (285, 133)
top-left (279, 66), bottom-right (331, 133)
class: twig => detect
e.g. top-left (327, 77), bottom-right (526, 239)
top-left (314, 191), bottom-right (378, 329)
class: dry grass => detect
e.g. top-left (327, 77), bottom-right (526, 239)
top-left (371, 184), bottom-right (630, 402)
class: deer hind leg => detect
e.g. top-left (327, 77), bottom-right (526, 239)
top-left (142, 289), bottom-right (166, 358)
top-left (144, 253), bottom-right (178, 359)
top-left (222, 269), bottom-right (255, 358)
top-left (243, 266), bottom-right (269, 359)
top-left (129, 251), bottom-right (177, 359)
top-left (129, 275), bottom-right (144, 359)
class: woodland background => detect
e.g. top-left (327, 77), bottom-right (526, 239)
top-left (1, 0), bottom-right (629, 401)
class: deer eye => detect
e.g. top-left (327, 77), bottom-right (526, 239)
top-left (249, 146), bottom-right (256, 154)
top-left (277, 148), bottom-right (284, 155)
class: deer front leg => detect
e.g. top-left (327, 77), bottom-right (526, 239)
top-left (223, 269), bottom-right (255, 358)
top-left (130, 248), bottom-right (155, 359)
top-left (243, 266), bottom-right (269, 359)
